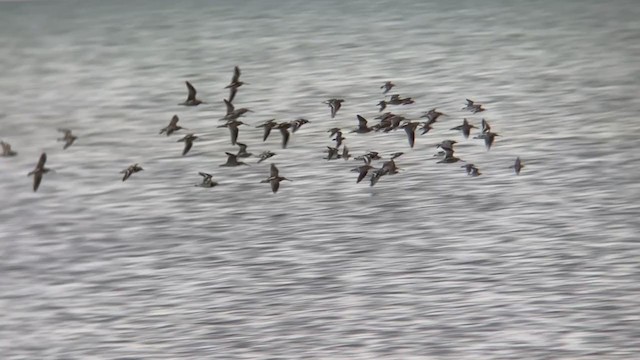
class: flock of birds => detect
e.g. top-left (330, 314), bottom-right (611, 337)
top-left (1, 66), bottom-right (525, 193)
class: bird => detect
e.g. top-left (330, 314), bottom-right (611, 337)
top-left (332, 131), bottom-right (345, 148)
top-left (225, 66), bottom-right (246, 103)
top-left (481, 118), bottom-right (491, 134)
top-left (377, 100), bottom-right (387, 112)
top-left (120, 163), bottom-right (143, 182)
top-left (217, 120), bottom-right (245, 145)
top-left (291, 118), bottom-right (310, 133)
top-left (381, 81), bottom-right (395, 94)
top-left (276, 122), bottom-right (291, 149)
top-left (327, 127), bottom-right (342, 138)
top-left (57, 128), bottom-right (77, 149)
top-left (179, 81), bottom-right (204, 106)
top-left (419, 122), bottom-right (433, 135)
top-left (324, 98), bottom-right (344, 118)
top-left (260, 163), bottom-right (291, 193)
top-left (195, 172), bottom-right (218, 188)
top-left (257, 150), bottom-right (276, 163)
top-left (437, 149), bottom-right (463, 164)
top-left (1, 141), bottom-right (17, 156)
top-left (324, 146), bottom-right (341, 160)
top-left (28, 152), bottom-right (50, 191)
top-left (462, 99), bottom-right (485, 113)
top-left (469, 166), bottom-right (481, 177)
top-left (450, 118), bottom-right (477, 139)
top-left (256, 119), bottom-right (278, 141)
top-left (160, 115), bottom-right (184, 136)
top-left (401, 121), bottom-right (419, 148)
top-left (351, 157), bottom-right (375, 183)
top-left (436, 140), bottom-right (457, 153)
top-left (370, 159), bottom-right (400, 187)
top-left (421, 108), bottom-right (444, 123)
top-left (352, 115), bottom-right (372, 133)
top-left (511, 157), bottom-right (524, 175)
top-left (390, 152), bottom-right (404, 160)
top-left (461, 163), bottom-right (477, 175)
top-left (220, 152), bottom-right (248, 167)
top-left (177, 134), bottom-right (198, 156)
top-left (222, 99), bottom-right (251, 121)
top-left (342, 146), bottom-right (351, 160)
top-left (474, 131), bottom-right (499, 150)
top-left (236, 142), bottom-right (252, 158)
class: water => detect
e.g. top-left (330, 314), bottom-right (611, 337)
top-left (1, 0), bottom-right (639, 358)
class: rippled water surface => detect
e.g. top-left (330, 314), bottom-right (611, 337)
top-left (1, 0), bottom-right (639, 359)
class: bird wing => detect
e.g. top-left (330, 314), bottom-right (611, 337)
top-left (270, 179), bottom-right (280, 193)
top-left (229, 126), bottom-right (239, 145)
top-left (270, 163), bottom-right (279, 178)
top-left (33, 172), bottom-right (42, 191)
top-left (231, 66), bottom-right (241, 83)
top-left (199, 172), bottom-right (212, 180)
top-left (228, 86), bottom-right (237, 103)
top-left (280, 128), bottom-right (290, 149)
top-left (37, 152), bottom-right (47, 169)
top-left (356, 115), bottom-right (368, 129)
top-left (169, 115), bottom-right (179, 127)
top-left (224, 99), bottom-right (234, 115)
top-left (186, 81), bottom-right (197, 101)
top-left (183, 140), bottom-right (193, 156)
top-left (404, 126), bottom-right (415, 148)
top-left (465, 98), bottom-right (474, 105)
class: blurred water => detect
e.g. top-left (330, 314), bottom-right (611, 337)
top-left (1, 0), bottom-right (639, 359)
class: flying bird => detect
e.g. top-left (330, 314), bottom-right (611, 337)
top-left (450, 118), bottom-right (476, 139)
top-left (220, 152), bottom-right (248, 167)
top-left (225, 66), bottom-right (247, 103)
top-left (177, 134), bottom-right (198, 156)
top-left (57, 128), bottom-right (77, 149)
top-left (260, 163), bottom-right (291, 193)
top-left (324, 98), bottom-right (344, 118)
top-left (179, 81), bottom-right (204, 106)
top-left (1, 141), bottom-right (17, 156)
top-left (381, 81), bottom-right (395, 94)
top-left (160, 115), bottom-right (184, 136)
top-left (511, 157), bottom-right (524, 175)
top-left (120, 163), bottom-right (143, 182)
top-left (195, 172), bottom-right (218, 188)
top-left (28, 152), bottom-right (51, 191)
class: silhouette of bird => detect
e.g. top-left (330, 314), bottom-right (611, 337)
top-left (462, 99), bottom-right (485, 113)
top-left (195, 172), bottom-right (218, 188)
top-left (256, 119), bottom-right (278, 141)
top-left (160, 115), bottom-right (184, 136)
top-left (236, 142), bottom-right (252, 158)
top-left (225, 66), bottom-right (246, 103)
top-left (57, 128), bottom-right (77, 149)
top-left (481, 118), bottom-right (492, 134)
top-left (511, 157), bottom-right (524, 175)
top-left (1, 141), bottom-right (17, 156)
top-left (276, 122), bottom-right (291, 149)
top-left (291, 118), bottom-right (310, 133)
top-left (324, 98), bottom-right (344, 118)
top-left (324, 146), bottom-right (341, 160)
top-left (257, 150), bottom-right (276, 163)
top-left (401, 121), bottom-right (419, 148)
top-left (222, 99), bottom-right (251, 121)
top-left (217, 120), bottom-right (245, 145)
top-left (327, 127), bottom-right (342, 138)
top-left (377, 100), bottom-right (387, 112)
top-left (28, 152), bottom-right (51, 191)
top-left (474, 131), bottom-right (499, 150)
top-left (120, 163), bottom-right (143, 182)
top-left (220, 152), bottom-right (248, 167)
top-left (179, 81), bottom-right (204, 106)
top-left (450, 118), bottom-right (476, 139)
top-left (177, 134), bottom-right (198, 156)
top-left (260, 163), bottom-right (291, 193)
top-left (381, 81), bottom-right (395, 94)
top-left (332, 131), bottom-right (346, 148)
top-left (352, 115), bottom-right (373, 133)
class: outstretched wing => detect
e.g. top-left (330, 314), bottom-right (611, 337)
top-left (270, 163), bottom-right (279, 178)
top-left (229, 126), bottom-right (239, 145)
top-left (183, 140), bottom-right (193, 156)
top-left (357, 115), bottom-right (367, 129)
top-left (237, 142), bottom-right (248, 152)
top-left (224, 99), bottom-right (234, 116)
top-left (280, 128), bottom-right (290, 149)
top-left (270, 179), bottom-right (280, 193)
top-left (37, 152), bottom-right (47, 169)
top-left (228, 86), bottom-right (237, 103)
top-left (33, 172), bottom-right (42, 191)
top-left (169, 115), bottom-right (179, 127)
top-left (186, 81), bottom-right (197, 101)
top-left (231, 66), bottom-right (241, 84)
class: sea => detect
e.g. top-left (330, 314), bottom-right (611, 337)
top-left (0, 0), bottom-right (639, 359)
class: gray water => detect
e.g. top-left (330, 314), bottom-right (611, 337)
top-left (1, 0), bottom-right (639, 359)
